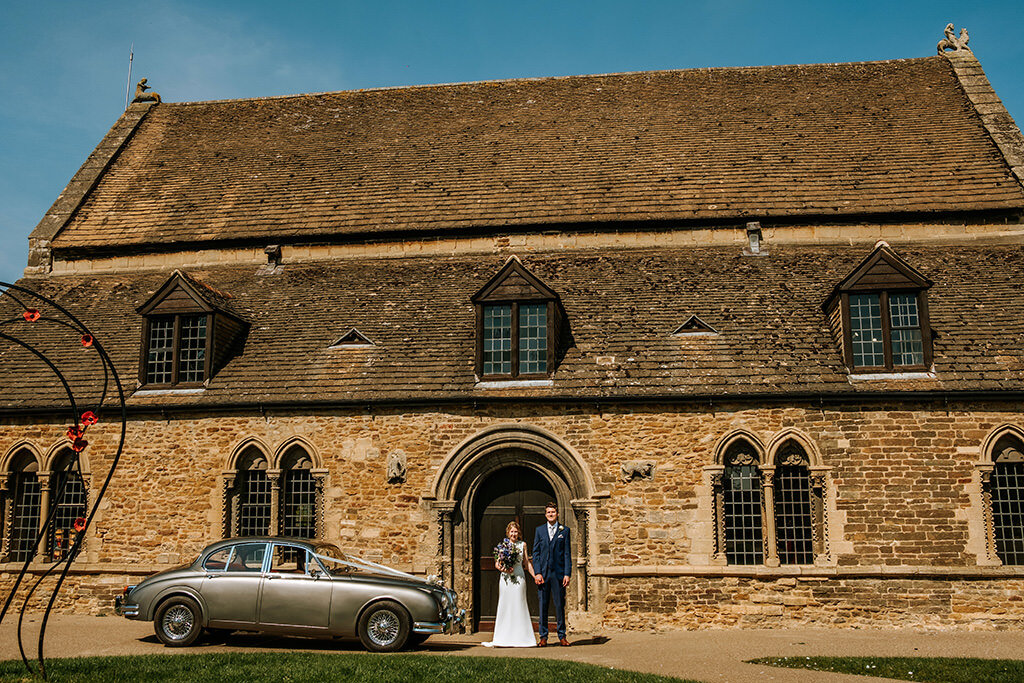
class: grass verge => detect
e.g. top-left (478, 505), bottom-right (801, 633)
top-left (0, 652), bottom-right (693, 683)
top-left (751, 656), bottom-right (1024, 682)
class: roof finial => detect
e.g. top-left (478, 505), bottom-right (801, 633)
top-left (132, 78), bottom-right (162, 104)
top-left (937, 23), bottom-right (970, 55)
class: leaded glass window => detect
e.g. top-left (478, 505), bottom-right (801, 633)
top-left (178, 315), bottom-right (207, 383)
top-left (849, 294), bottom-right (884, 368)
top-left (847, 291), bottom-right (927, 371)
top-left (724, 460), bottom-right (764, 565)
top-left (992, 462), bottom-right (1024, 564)
top-left (49, 452), bottom-right (87, 561)
top-left (146, 318), bottom-right (174, 384)
top-left (775, 464), bottom-right (814, 565)
top-left (483, 305), bottom-right (512, 375)
top-left (144, 313), bottom-right (209, 386)
top-left (9, 463), bottom-right (41, 563)
top-left (889, 293), bottom-right (924, 366)
top-left (237, 462), bottom-right (271, 537)
top-left (281, 448), bottom-right (317, 539)
top-left (518, 304), bottom-right (548, 374)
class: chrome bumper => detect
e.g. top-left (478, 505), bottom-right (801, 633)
top-left (113, 594), bottom-right (139, 618)
top-left (413, 608), bottom-right (465, 635)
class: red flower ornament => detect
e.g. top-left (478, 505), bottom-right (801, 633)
top-left (80, 411), bottom-right (98, 427)
top-left (23, 309), bottom-right (40, 322)
top-left (71, 437), bottom-right (88, 453)
top-left (66, 426), bottom-right (83, 441)
top-left (81, 334), bottom-right (94, 348)
top-left (73, 518), bottom-right (87, 532)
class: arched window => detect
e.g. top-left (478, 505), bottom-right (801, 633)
top-left (990, 433), bottom-right (1024, 565)
top-left (774, 442), bottom-right (815, 565)
top-left (48, 449), bottom-right (87, 561)
top-left (710, 433), bottom-right (829, 567)
top-left (232, 447), bottom-right (271, 537)
top-left (279, 446), bottom-right (317, 539)
top-left (6, 450), bottom-right (41, 562)
top-left (722, 440), bottom-right (763, 565)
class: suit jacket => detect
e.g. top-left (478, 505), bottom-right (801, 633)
top-left (533, 522), bottom-right (571, 580)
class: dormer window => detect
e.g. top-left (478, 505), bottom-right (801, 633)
top-left (824, 244), bottom-right (933, 372)
top-left (137, 271), bottom-right (248, 387)
top-left (472, 258), bottom-right (566, 380)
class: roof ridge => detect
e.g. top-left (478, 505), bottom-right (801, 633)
top-left (164, 56), bottom-right (941, 107)
top-left (944, 51), bottom-right (1024, 188)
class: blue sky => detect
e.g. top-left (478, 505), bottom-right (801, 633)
top-left (1, 1), bottom-right (1021, 284)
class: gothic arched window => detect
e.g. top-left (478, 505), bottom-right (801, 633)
top-left (280, 446), bottom-right (318, 539)
top-left (5, 450), bottom-right (41, 562)
top-left (990, 433), bottom-right (1024, 565)
top-left (48, 449), bottom-right (87, 561)
top-left (233, 447), bottom-right (271, 537)
top-left (774, 442), bottom-right (815, 565)
top-left (722, 440), bottom-right (764, 565)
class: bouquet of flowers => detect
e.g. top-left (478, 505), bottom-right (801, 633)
top-left (493, 538), bottom-right (522, 584)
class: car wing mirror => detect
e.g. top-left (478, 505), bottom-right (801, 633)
top-left (309, 569), bottom-right (321, 579)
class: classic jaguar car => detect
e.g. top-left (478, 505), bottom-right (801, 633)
top-left (114, 537), bottom-right (463, 651)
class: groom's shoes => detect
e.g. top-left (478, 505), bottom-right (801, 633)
top-left (559, 637), bottom-right (570, 647)
top-left (538, 637), bottom-right (547, 647)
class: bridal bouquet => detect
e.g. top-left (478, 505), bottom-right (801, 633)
top-left (493, 538), bottom-right (522, 584)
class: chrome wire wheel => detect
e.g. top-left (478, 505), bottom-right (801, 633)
top-left (367, 609), bottom-right (400, 646)
top-left (161, 604), bottom-right (195, 640)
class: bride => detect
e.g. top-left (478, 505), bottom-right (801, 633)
top-left (482, 521), bottom-right (537, 647)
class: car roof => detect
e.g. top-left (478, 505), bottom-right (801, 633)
top-left (201, 536), bottom-right (319, 554)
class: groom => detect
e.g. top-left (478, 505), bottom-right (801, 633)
top-left (533, 502), bottom-right (571, 646)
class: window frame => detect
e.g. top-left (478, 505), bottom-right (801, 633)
top-left (840, 288), bottom-right (932, 372)
top-left (139, 312), bottom-right (213, 388)
top-left (475, 299), bottom-right (556, 380)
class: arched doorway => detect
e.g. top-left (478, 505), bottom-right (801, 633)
top-left (427, 423), bottom-right (603, 633)
top-left (473, 465), bottom-right (556, 630)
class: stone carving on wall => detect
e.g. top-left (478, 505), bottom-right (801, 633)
top-left (386, 449), bottom-right (407, 484)
top-left (132, 78), bottom-right (162, 104)
top-left (937, 23), bottom-right (970, 54)
top-left (621, 460), bottom-right (655, 482)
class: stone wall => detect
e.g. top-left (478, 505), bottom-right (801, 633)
top-left (2, 399), bottom-right (1023, 628)
top-left (602, 575), bottom-right (1024, 630)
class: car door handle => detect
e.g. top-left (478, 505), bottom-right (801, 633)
top-left (266, 574), bottom-right (278, 580)
top-left (206, 574), bottom-right (220, 579)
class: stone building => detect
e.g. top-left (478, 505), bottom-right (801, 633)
top-left (3, 36), bottom-right (1024, 630)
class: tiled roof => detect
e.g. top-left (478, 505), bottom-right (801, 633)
top-left (47, 56), bottom-right (1024, 251)
top-left (3, 245), bottom-right (1024, 411)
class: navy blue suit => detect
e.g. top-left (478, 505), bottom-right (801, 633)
top-left (533, 522), bottom-right (571, 639)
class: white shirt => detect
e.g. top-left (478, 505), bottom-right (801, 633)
top-left (547, 522), bottom-right (558, 540)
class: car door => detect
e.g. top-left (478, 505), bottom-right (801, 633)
top-left (258, 543), bottom-right (332, 630)
top-left (201, 542), bottom-right (267, 627)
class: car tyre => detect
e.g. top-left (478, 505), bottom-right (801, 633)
top-left (358, 600), bottom-right (410, 652)
top-left (154, 596), bottom-right (203, 647)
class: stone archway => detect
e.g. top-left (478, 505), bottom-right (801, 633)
top-left (424, 424), bottom-right (600, 632)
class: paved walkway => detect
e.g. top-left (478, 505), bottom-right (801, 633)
top-left (5, 615), bottom-right (1024, 682)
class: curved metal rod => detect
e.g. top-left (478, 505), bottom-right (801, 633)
top-left (0, 332), bottom-right (80, 627)
top-left (0, 281), bottom-right (127, 680)
top-left (16, 556), bottom-right (68, 672)
top-left (36, 325), bottom-right (126, 680)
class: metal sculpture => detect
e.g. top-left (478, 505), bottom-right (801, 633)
top-left (0, 280), bottom-right (127, 680)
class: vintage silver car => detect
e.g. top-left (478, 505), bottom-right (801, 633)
top-left (114, 537), bottom-right (463, 651)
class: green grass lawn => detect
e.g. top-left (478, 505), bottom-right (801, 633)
top-left (0, 652), bottom-right (693, 683)
top-left (751, 656), bottom-right (1024, 682)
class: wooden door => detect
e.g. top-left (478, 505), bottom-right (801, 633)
top-left (473, 465), bottom-right (556, 629)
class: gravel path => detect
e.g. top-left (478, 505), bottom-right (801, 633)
top-left (5, 615), bottom-right (1024, 682)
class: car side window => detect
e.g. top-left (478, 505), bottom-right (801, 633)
top-left (270, 545), bottom-right (309, 574)
top-left (228, 543), bottom-right (267, 572)
top-left (203, 547), bottom-right (233, 571)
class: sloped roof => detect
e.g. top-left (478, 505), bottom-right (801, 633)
top-left (43, 56), bottom-right (1024, 252)
top-left (3, 244), bottom-right (1024, 411)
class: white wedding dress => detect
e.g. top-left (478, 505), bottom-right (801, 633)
top-left (482, 540), bottom-right (536, 647)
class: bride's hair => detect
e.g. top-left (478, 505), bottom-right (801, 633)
top-left (505, 521), bottom-right (521, 538)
